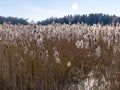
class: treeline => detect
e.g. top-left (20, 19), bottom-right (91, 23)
top-left (0, 13), bottom-right (120, 25)
top-left (37, 13), bottom-right (119, 25)
top-left (0, 16), bottom-right (28, 25)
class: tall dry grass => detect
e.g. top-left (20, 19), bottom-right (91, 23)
top-left (0, 23), bottom-right (119, 90)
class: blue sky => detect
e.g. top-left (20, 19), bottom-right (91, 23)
top-left (0, 0), bottom-right (120, 21)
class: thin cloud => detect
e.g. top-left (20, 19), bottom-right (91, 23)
top-left (26, 7), bottom-right (69, 21)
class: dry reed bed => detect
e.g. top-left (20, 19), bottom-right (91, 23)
top-left (0, 23), bottom-right (120, 90)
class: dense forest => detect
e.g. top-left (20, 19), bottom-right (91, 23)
top-left (37, 13), bottom-right (119, 25)
top-left (0, 13), bottom-right (119, 25)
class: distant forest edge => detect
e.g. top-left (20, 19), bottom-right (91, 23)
top-left (0, 13), bottom-right (119, 25)
top-left (0, 16), bottom-right (29, 25)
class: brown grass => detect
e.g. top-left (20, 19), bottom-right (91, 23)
top-left (0, 24), bottom-right (119, 90)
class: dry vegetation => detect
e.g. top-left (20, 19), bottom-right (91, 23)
top-left (0, 23), bottom-right (120, 90)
